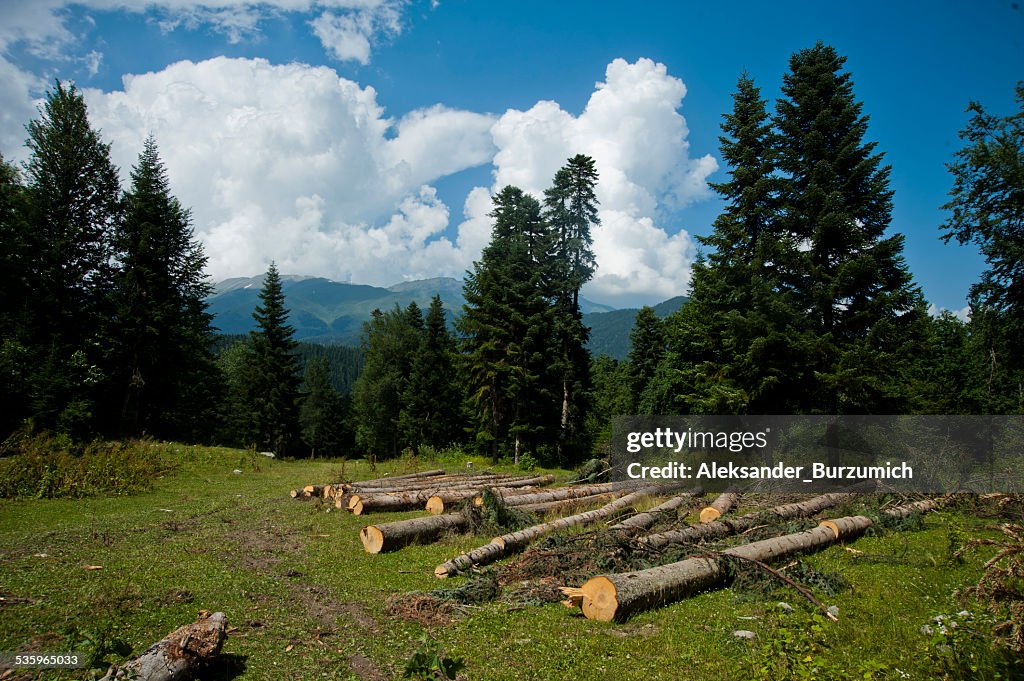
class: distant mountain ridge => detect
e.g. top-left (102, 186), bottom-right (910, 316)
top-left (206, 275), bottom-right (682, 358)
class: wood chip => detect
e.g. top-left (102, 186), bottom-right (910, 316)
top-left (84, 565), bottom-right (103, 570)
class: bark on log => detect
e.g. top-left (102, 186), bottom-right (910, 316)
top-left (348, 473), bottom-right (525, 494)
top-left (360, 511), bottom-right (473, 554)
top-left (498, 483), bottom-right (620, 507)
top-left (699, 492), bottom-right (741, 523)
top-left (640, 492), bottom-right (853, 550)
top-left (349, 469), bottom-right (447, 489)
top-left (514, 492), bottom-right (623, 513)
top-left (882, 498), bottom-right (942, 519)
top-left (433, 488), bottom-right (662, 578)
top-left (99, 611), bottom-right (228, 681)
top-left (578, 516), bottom-right (873, 622)
top-left (350, 475), bottom-right (555, 515)
top-left (610, 489), bottom-right (703, 534)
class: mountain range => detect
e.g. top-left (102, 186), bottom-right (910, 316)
top-left (207, 275), bottom-right (685, 360)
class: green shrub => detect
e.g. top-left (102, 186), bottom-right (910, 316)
top-left (0, 432), bottom-right (175, 499)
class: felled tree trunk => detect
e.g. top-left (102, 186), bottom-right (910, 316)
top-left (351, 469), bottom-right (447, 489)
top-left (99, 611), bottom-right (227, 681)
top-left (699, 491), bottom-right (741, 523)
top-left (576, 516), bottom-right (873, 622)
top-left (434, 488), bottom-right (661, 578)
top-left (640, 492), bottom-right (852, 550)
top-left (350, 475), bottom-right (555, 515)
top-left (426, 486), bottom-right (545, 514)
top-left (610, 489), bottom-right (703, 534)
top-left (514, 492), bottom-right (623, 513)
top-left (360, 511), bottom-right (474, 554)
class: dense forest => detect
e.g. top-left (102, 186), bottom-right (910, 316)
top-left (0, 43), bottom-right (1020, 464)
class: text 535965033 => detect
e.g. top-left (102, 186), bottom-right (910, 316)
top-left (0, 652), bottom-right (85, 669)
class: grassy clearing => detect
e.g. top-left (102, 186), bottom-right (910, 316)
top-left (0, 444), bottom-right (1016, 680)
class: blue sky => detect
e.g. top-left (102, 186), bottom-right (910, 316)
top-left (0, 1), bottom-right (1020, 311)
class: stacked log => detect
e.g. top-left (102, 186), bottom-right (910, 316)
top-left (640, 492), bottom-right (853, 550)
top-left (570, 497), bottom-right (944, 622)
top-left (434, 487), bottom-right (666, 578)
top-left (347, 474), bottom-right (555, 515)
top-left (574, 516), bottom-right (873, 622)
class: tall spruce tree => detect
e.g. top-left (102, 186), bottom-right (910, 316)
top-left (0, 154), bottom-right (32, 436)
top-left (774, 43), bottom-right (929, 413)
top-left (401, 295), bottom-right (462, 451)
top-left (941, 84), bottom-right (1024, 413)
top-left (460, 187), bottom-right (557, 463)
top-left (626, 306), bottom-right (665, 409)
top-left (672, 74), bottom-right (805, 414)
top-left (244, 263), bottom-right (301, 454)
top-left (352, 304), bottom-right (422, 458)
top-left (543, 155), bottom-right (599, 460)
top-left (108, 136), bottom-right (219, 438)
top-left (22, 81), bottom-right (121, 435)
top-left (300, 356), bottom-right (346, 458)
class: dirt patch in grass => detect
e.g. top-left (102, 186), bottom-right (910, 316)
top-left (347, 653), bottom-right (388, 681)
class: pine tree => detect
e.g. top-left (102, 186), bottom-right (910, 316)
top-left (626, 306), bottom-right (665, 409)
top-left (401, 295), bottom-right (462, 451)
top-left (0, 154), bottom-right (32, 436)
top-left (108, 136), bottom-right (219, 438)
top-left (22, 81), bottom-right (122, 435)
top-left (300, 356), bottom-right (346, 458)
top-left (941, 84), bottom-right (1024, 413)
top-left (774, 43), bottom-right (929, 414)
top-left (244, 263), bottom-right (301, 454)
top-left (543, 155), bottom-right (599, 460)
top-left (460, 188), bottom-right (557, 463)
top-left (352, 304), bottom-right (422, 458)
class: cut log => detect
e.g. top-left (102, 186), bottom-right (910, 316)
top-left (699, 491), bottom-right (740, 523)
top-left (99, 611), bottom-right (228, 681)
top-left (351, 475), bottom-right (555, 515)
top-left (882, 497), bottom-right (942, 519)
top-left (498, 483), bottom-right (621, 507)
top-left (578, 516), bottom-right (872, 622)
top-left (350, 469), bottom-right (447, 489)
top-left (434, 487), bottom-right (663, 578)
top-left (515, 491), bottom-right (623, 513)
top-left (349, 472), bottom-right (529, 494)
top-left (640, 492), bottom-right (853, 551)
top-left (610, 489), bottom-right (703, 534)
top-left (360, 511), bottom-right (473, 554)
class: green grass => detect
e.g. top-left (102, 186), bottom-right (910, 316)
top-left (0, 444), bottom-right (1013, 680)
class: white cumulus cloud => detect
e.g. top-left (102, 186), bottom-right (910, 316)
top-left (456, 57), bottom-right (717, 307)
top-left (81, 56), bottom-right (496, 285)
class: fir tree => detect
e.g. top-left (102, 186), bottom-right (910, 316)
top-left (300, 356), bottom-right (346, 458)
top-left (22, 81), bottom-right (121, 435)
top-left (543, 155), bottom-right (599, 460)
top-left (460, 188), bottom-right (557, 463)
top-left (245, 263), bottom-right (301, 454)
top-left (108, 136), bottom-right (219, 439)
top-left (626, 306), bottom-right (665, 409)
top-left (400, 295), bottom-right (462, 451)
top-left (941, 84), bottom-right (1024, 413)
top-left (774, 43), bottom-right (929, 414)
top-left (0, 154), bottom-right (32, 436)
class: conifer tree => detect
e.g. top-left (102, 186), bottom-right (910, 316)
top-left (543, 155), bottom-right (599, 459)
top-left (300, 356), bottom-right (346, 458)
top-left (22, 81), bottom-right (121, 435)
top-left (774, 43), bottom-right (929, 413)
top-left (108, 136), bottom-right (219, 438)
top-left (626, 306), bottom-right (665, 409)
top-left (244, 263), bottom-right (301, 454)
top-left (401, 295), bottom-right (461, 450)
top-left (0, 154), bottom-right (32, 436)
top-left (941, 84), bottom-right (1024, 413)
top-left (460, 188), bottom-right (557, 463)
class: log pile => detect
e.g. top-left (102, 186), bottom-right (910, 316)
top-left (566, 498), bottom-right (945, 622)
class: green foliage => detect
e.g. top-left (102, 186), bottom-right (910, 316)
top-left (299, 356), bottom-right (348, 457)
top-left (239, 263), bottom-right (302, 454)
top-left (0, 432), bottom-right (173, 499)
top-left (920, 609), bottom-right (1022, 680)
top-left (106, 136), bottom-right (221, 440)
top-left (402, 634), bottom-right (466, 680)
